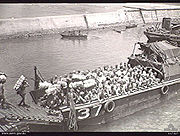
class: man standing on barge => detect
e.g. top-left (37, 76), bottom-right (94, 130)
top-left (0, 73), bottom-right (7, 109)
top-left (17, 79), bottom-right (30, 107)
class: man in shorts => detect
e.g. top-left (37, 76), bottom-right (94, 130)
top-left (17, 79), bottom-right (30, 107)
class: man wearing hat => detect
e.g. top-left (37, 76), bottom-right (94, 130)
top-left (50, 75), bottom-right (59, 85)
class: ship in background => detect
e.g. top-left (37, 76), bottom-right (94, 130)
top-left (60, 30), bottom-right (88, 39)
top-left (144, 17), bottom-right (180, 46)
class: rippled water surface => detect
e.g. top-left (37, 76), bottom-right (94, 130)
top-left (0, 27), bottom-right (180, 131)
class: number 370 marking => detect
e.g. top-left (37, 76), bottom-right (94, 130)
top-left (77, 104), bottom-right (102, 120)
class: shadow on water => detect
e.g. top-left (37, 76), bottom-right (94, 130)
top-left (61, 37), bottom-right (88, 46)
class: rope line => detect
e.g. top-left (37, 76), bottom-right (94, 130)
top-left (37, 70), bottom-right (45, 82)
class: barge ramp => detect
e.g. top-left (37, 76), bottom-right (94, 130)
top-left (0, 102), bottom-right (64, 132)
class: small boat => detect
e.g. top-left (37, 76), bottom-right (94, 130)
top-left (144, 30), bottom-right (180, 45)
top-left (125, 23), bottom-right (137, 29)
top-left (144, 18), bottom-right (180, 44)
top-left (113, 29), bottom-right (121, 33)
top-left (61, 30), bottom-right (88, 39)
top-left (113, 26), bottom-right (126, 33)
top-left (144, 30), bottom-right (170, 42)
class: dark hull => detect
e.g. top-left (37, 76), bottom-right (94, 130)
top-left (74, 79), bottom-right (180, 129)
top-left (113, 29), bottom-right (121, 33)
top-left (144, 31), bottom-right (180, 44)
top-left (30, 78), bottom-right (180, 131)
top-left (126, 24), bottom-right (137, 29)
top-left (61, 34), bottom-right (87, 39)
top-left (144, 31), bottom-right (169, 42)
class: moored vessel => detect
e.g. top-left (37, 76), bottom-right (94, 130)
top-left (144, 18), bottom-right (180, 44)
top-left (60, 30), bottom-right (88, 39)
top-left (125, 23), bottom-right (137, 29)
top-left (113, 29), bottom-right (121, 33)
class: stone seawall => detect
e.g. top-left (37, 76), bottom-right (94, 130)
top-left (0, 14), bottom-right (87, 40)
top-left (0, 8), bottom-right (179, 40)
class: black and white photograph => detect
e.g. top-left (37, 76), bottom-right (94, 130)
top-left (0, 3), bottom-right (179, 133)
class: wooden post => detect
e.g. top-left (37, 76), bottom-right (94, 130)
top-left (34, 66), bottom-right (38, 90)
top-left (155, 10), bottom-right (158, 21)
top-left (139, 9), bottom-right (145, 24)
top-left (132, 43), bottom-right (137, 57)
top-left (83, 15), bottom-right (89, 30)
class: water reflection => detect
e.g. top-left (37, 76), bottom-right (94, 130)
top-left (61, 37), bottom-right (87, 46)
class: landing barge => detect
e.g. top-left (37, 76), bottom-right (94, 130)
top-left (30, 41), bottom-right (180, 131)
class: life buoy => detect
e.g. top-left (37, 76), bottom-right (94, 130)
top-left (161, 85), bottom-right (169, 95)
top-left (104, 100), bottom-right (115, 113)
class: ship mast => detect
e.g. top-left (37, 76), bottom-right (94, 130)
top-left (34, 66), bottom-right (38, 90)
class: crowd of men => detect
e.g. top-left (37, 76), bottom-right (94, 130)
top-left (39, 63), bottom-right (162, 110)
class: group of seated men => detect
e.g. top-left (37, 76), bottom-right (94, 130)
top-left (39, 63), bottom-right (162, 110)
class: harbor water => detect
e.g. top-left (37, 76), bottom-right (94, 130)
top-left (0, 26), bottom-right (180, 131)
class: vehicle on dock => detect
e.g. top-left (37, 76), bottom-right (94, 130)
top-left (60, 30), bottom-right (88, 39)
top-left (29, 40), bottom-right (180, 131)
